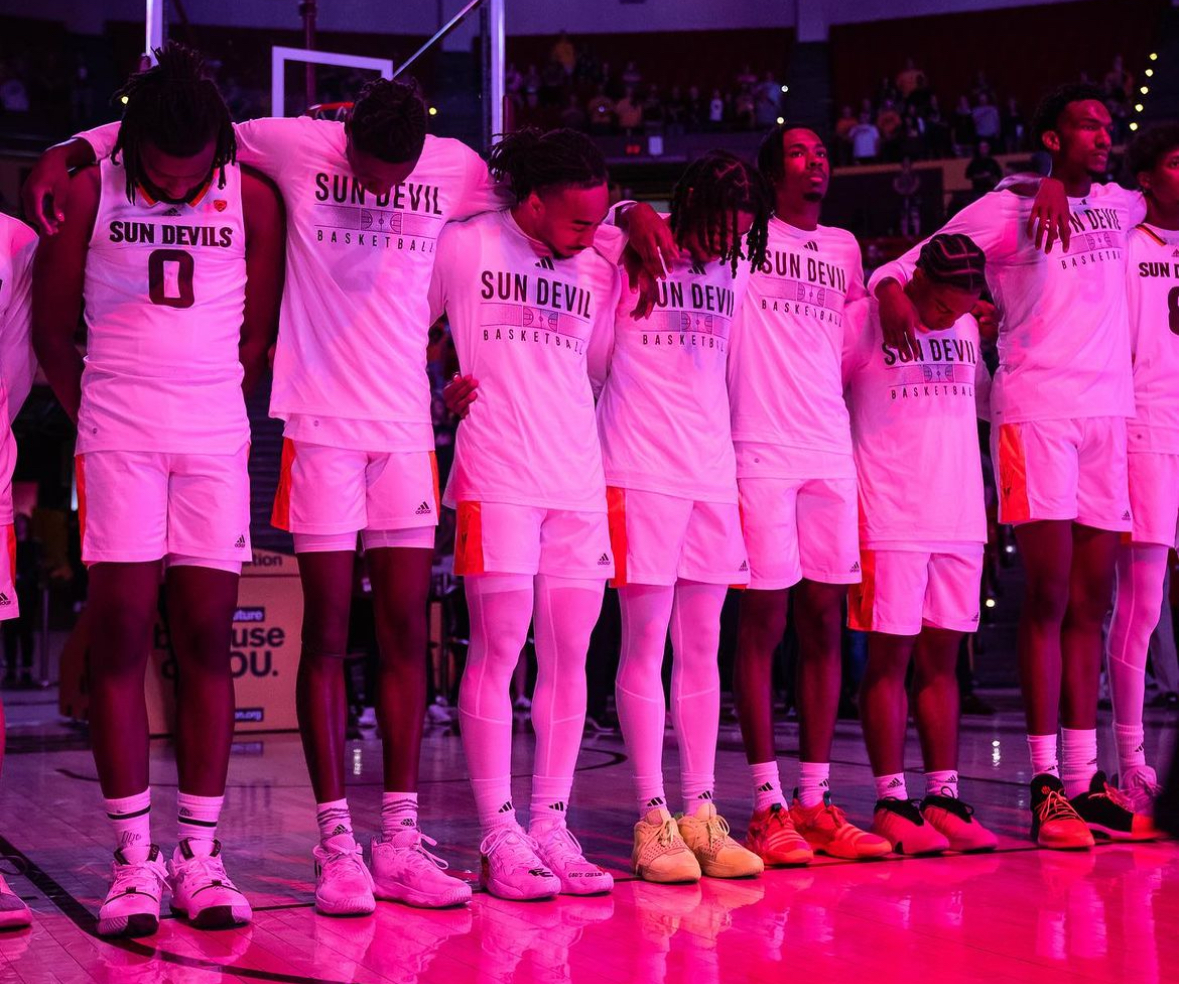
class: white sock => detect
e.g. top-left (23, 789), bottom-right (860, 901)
top-left (925, 770), bottom-right (959, 800)
top-left (176, 791), bottom-right (223, 855)
top-left (1061, 727), bottom-right (1098, 799)
top-left (104, 789), bottom-right (152, 863)
top-left (1027, 733), bottom-right (1059, 778)
top-left (751, 761), bottom-right (786, 811)
top-left (315, 798), bottom-right (356, 848)
top-left (529, 774), bottom-right (572, 831)
top-left (1113, 723), bottom-right (1147, 775)
top-left (797, 761), bottom-right (830, 808)
top-left (380, 791), bottom-right (419, 839)
top-left (874, 773), bottom-right (907, 801)
top-left (681, 774), bottom-right (715, 816)
top-left (635, 777), bottom-right (668, 818)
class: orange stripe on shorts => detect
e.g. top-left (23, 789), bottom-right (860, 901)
top-left (429, 451), bottom-right (441, 515)
top-left (454, 501), bottom-right (485, 576)
top-left (5, 524), bottom-right (14, 580)
top-left (997, 423), bottom-right (1032, 525)
top-left (847, 549), bottom-right (877, 632)
top-left (606, 486), bottom-right (628, 588)
top-left (74, 454), bottom-right (88, 548)
top-left (271, 439), bottom-right (297, 531)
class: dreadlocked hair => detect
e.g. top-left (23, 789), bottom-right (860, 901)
top-left (669, 151), bottom-right (772, 276)
top-left (488, 127), bottom-right (607, 202)
top-left (111, 41), bottom-right (236, 204)
top-left (917, 233), bottom-right (987, 292)
top-left (348, 78), bottom-right (427, 163)
top-left (1032, 82), bottom-right (1108, 142)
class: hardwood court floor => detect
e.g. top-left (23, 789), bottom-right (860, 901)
top-left (0, 693), bottom-right (1176, 984)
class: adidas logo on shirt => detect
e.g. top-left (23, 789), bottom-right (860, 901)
top-left (0, 593), bottom-right (9, 606)
top-left (739, 560), bottom-right (749, 572)
top-left (972, 611), bottom-right (981, 622)
top-left (162, 206), bottom-right (182, 216)
top-left (690, 261), bottom-right (707, 276)
top-left (1123, 510), bottom-right (1132, 521)
top-left (1173, 248), bottom-right (1179, 258)
top-left (597, 553), bottom-right (611, 565)
top-left (235, 535), bottom-right (246, 549)
top-left (850, 561), bottom-right (861, 573)
top-left (803, 241), bottom-right (819, 251)
top-left (535, 256), bottom-right (555, 271)
top-left (415, 501), bottom-right (432, 515)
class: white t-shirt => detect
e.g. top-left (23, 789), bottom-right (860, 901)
top-left (596, 252), bottom-right (751, 502)
top-left (428, 210), bottom-right (623, 511)
top-left (729, 216), bottom-right (866, 479)
top-left (0, 215), bottom-right (35, 526)
top-left (1126, 222), bottom-right (1179, 453)
top-left (867, 185), bottom-right (1146, 425)
top-left (79, 157), bottom-right (248, 455)
top-left (844, 298), bottom-right (990, 546)
top-left (81, 118), bottom-right (508, 451)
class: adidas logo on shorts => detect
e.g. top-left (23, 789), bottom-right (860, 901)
top-left (850, 561), bottom-right (861, 573)
top-left (415, 501), bottom-right (432, 515)
top-left (235, 535), bottom-right (246, 549)
top-left (0, 593), bottom-right (9, 606)
top-left (597, 553), bottom-right (611, 565)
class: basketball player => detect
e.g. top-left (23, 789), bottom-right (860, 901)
top-left (0, 212), bottom-right (36, 929)
top-left (845, 234), bottom-right (999, 855)
top-left (624, 125), bottom-right (886, 862)
top-left (594, 153), bottom-right (769, 883)
top-left (870, 84), bottom-right (1155, 846)
top-left (428, 128), bottom-right (622, 901)
top-left (1103, 123), bottom-right (1179, 812)
top-left (27, 80), bottom-right (511, 913)
top-left (31, 45), bottom-right (285, 936)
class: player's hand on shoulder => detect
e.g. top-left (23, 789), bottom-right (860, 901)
top-left (22, 144), bottom-right (75, 237)
top-left (622, 203), bottom-right (684, 283)
top-left (443, 374), bottom-right (479, 419)
top-left (971, 298), bottom-right (998, 343)
top-left (1025, 176), bottom-right (1071, 254)
top-left (876, 277), bottom-right (921, 361)
top-left (622, 246), bottom-right (659, 320)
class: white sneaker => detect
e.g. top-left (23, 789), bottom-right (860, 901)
top-left (1120, 765), bottom-right (1162, 815)
top-left (370, 828), bottom-right (472, 908)
top-left (98, 846), bottom-right (167, 937)
top-left (479, 823), bottom-right (560, 901)
top-left (531, 823), bottom-right (613, 896)
top-left (0, 873), bottom-right (30, 929)
top-left (313, 835), bottom-right (376, 916)
top-left (168, 840), bottom-right (252, 928)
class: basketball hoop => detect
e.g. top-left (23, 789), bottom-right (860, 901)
top-left (305, 101), bottom-right (354, 121)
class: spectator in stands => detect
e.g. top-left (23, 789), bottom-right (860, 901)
top-left (621, 60), bottom-right (643, 88)
top-left (709, 88), bottom-right (725, 129)
top-left (1104, 53), bottom-right (1133, 103)
top-left (876, 74), bottom-right (901, 109)
top-left (755, 70), bottom-right (782, 126)
top-left (735, 85), bottom-right (756, 129)
top-left (850, 110), bottom-right (881, 163)
top-left (616, 85), bottom-right (643, 134)
top-left (835, 104), bottom-right (857, 165)
top-left (0, 61), bottom-right (29, 113)
top-left (540, 59), bottom-right (565, 105)
top-left (900, 104), bottom-right (925, 160)
top-left (924, 95), bottom-right (952, 158)
top-left (876, 98), bottom-right (903, 160)
top-left (970, 69), bottom-right (996, 105)
top-left (1001, 96), bottom-right (1026, 153)
top-left (641, 83), bottom-right (664, 128)
top-left (587, 83), bottom-right (615, 133)
top-left (951, 95), bottom-right (976, 156)
top-left (560, 92), bottom-right (587, 130)
top-left (551, 31), bottom-right (576, 76)
top-left (896, 56), bottom-right (927, 101)
top-left (685, 85), bottom-right (704, 130)
top-left (735, 62), bottom-right (758, 88)
top-left (892, 157), bottom-right (922, 238)
top-left (965, 139), bottom-right (1003, 194)
top-left (971, 91), bottom-right (1001, 144)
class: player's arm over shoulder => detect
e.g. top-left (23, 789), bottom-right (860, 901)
top-left (239, 165), bottom-right (286, 394)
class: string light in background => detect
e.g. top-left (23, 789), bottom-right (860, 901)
top-left (1132, 53), bottom-right (1159, 132)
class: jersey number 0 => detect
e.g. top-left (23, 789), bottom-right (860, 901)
top-left (148, 249), bottom-right (196, 309)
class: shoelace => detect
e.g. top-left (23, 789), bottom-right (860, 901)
top-left (112, 858), bottom-right (166, 896)
top-left (537, 825), bottom-right (586, 864)
top-left (1093, 782), bottom-right (1135, 812)
top-left (316, 844), bottom-right (373, 886)
top-left (1128, 772), bottom-right (1163, 797)
top-left (1037, 787), bottom-right (1081, 824)
top-left (479, 826), bottom-right (543, 870)
top-left (654, 817), bottom-right (684, 849)
top-left (884, 799), bottom-right (926, 824)
top-left (397, 831), bottom-right (450, 872)
top-left (701, 813), bottom-right (732, 851)
top-left (820, 801), bottom-right (850, 830)
top-left (930, 796), bottom-right (975, 820)
top-left (175, 852), bottom-right (238, 891)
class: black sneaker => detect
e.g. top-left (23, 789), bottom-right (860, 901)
top-left (1030, 774), bottom-right (1094, 850)
top-left (871, 798), bottom-right (949, 855)
top-left (1069, 771), bottom-right (1158, 842)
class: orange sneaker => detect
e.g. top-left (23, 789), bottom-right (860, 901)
top-left (789, 791), bottom-right (891, 860)
top-left (744, 803), bottom-right (813, 867)
top-left (920, 796), bottom-right (998, 853)
top-left (1029, 774), bottom-right (1094, 850)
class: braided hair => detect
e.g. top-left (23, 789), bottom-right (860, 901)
top-left (669, 151), bottom-right (772, 276)
top-left (916, 233), bottom-right (987, 292)
top-left (111, 41), bottom-right (236, 204)
top-left (348, 77), bottom-right (427, 163)
top-left (488, 127), bottom-right (607, 202)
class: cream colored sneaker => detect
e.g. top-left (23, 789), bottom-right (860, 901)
top-left (677, 802), bottom-right (765, 879)
top-left (631, 807), bottom-right (702, 883)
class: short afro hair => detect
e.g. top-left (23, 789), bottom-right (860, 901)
top-left (756, 122), bottom-right (826, 186)
top-left (1032, 82), bottom-right (1109, 142)
top-left (1127, 123), bottom-right (1179, 181)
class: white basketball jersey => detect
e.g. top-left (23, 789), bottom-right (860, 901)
top-left (79, 157), bottom-right (248, 454)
